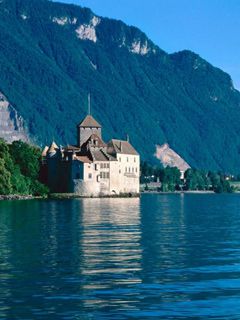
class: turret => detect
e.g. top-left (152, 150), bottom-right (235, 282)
top-left (47, 141), bottom-right (59, 157)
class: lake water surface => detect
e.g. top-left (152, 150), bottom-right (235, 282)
top-left (0, 194), bottom-right (240, 319)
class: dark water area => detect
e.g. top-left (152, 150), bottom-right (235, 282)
top-left (0, 194), bottom-right (240, 319)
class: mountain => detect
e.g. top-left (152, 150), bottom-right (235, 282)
top-left (0, 0), bottom-right (240, 173)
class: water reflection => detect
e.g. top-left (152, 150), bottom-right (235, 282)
top-left (81, 199), bottom-right (141, 269)
top-left (79, 198), bottom-right (142, 311)
top-left (0, 195), bottom-right (240, 319)
top-left (0, 198), bottom-right (142, 318)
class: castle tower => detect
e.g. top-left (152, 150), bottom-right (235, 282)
top-left (77, 115), bottom-right (102, 147)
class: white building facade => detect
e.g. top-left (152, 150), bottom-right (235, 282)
top-left (42, 115), bottom-right (140, 196)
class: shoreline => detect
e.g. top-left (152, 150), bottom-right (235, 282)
top-left (49, 193), bottom-right (140, 200)
top-left (0, 195), bottom-right (36, 201)
top-left (0, 190), bottom-right (237, 201)
top-left (141, 190), bottom-right (215, 195)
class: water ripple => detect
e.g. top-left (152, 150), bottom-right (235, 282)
top-left (0, 195), bottom-right (240, 319)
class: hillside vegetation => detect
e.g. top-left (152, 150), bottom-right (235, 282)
top-left (1, 0), bottom-right (240, 172)
top-left (0, 139), bottom-right (48, 196)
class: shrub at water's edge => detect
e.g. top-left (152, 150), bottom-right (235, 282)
top-left (0, 139), bottom-right (49, 196)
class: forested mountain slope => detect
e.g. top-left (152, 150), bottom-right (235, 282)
top-left (1, 0), bottom-right (240, 172)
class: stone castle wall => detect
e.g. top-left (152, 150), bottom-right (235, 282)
top-left (78, 127), bottom-right (102, 146)
top-left (73, 179), bottom-right (101, 196)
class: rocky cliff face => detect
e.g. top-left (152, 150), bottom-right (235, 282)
top-left (155, 144), bottom-right (190, 172)
top-left (0, 93), bottom-right (29, 143)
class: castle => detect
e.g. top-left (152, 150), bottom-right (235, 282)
top-left (42, 113), bottom-right (140, 196)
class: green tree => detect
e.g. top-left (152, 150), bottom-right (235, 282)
top-left (0, 139), bottom-right (13, 171)
top-left (0, 139), bottom-right (31, 194)
top-left (0, 139), bottom-right (48, 196)
top-left (9, 141), bottom-right (41, 180)
top-left (9, 141), bottom-right (49, 196)
top-left (185, 169), bottom-right (210, 191)
top-left (208, 171), bottom-right (223, 192)
top-left (10, 165), bottom-right (30, 195)
top-left (161, 166), bottom-right (181, 191)
top-left (0, 159), bottom-right (12, 195)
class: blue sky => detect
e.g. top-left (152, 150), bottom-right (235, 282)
top-left (54, 0), bottom-right (240, 89)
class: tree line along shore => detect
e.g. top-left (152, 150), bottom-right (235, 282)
top-left (141, 162), bottom-right (235, 193)
top-left (0, 139), bottom-right (48, 197)
top-left (0, 139), bottom-right (237, 199)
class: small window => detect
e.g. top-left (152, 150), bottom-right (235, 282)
top-left (127, 157), bottom-right (129, 162)
top-left (106, 172), bottom-right (109, 179)
top-left (132, 167), bottom-right (134, 173)
top-left (107, 163), bottom-right (110, 168)
top-left (134, 157), bottom-right (136, 163)
top-left (95, 164), bottom-right (98, 170)
top-left (88, 173), bottom-right (92, 179)
top-left (125, 167), bottom-right (127, 172)
top-left (119, 157), bottom-right (121, 162)
top-left (135, 167), bottom-right (138, 173)
top-left (129, 167), bottom-right (131, 173)
top-left (119, 170), bottom-right (121, 174)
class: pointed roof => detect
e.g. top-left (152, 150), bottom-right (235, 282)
top-left (107, 139), bottom-right (139, 156)
top-left (42, 146), bottom-right (49, 157)
top-left (78, 115), bottom-right (101, 128)
top-left (81, 133), bottom-right (106, 149)
top-left (48, 141), bottom-right (59, 153)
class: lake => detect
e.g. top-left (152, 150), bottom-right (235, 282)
top-left (0, 194), bottom-right (240, 319)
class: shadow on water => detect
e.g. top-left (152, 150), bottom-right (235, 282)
top-left (0, 194), bottom-right (240, 319)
